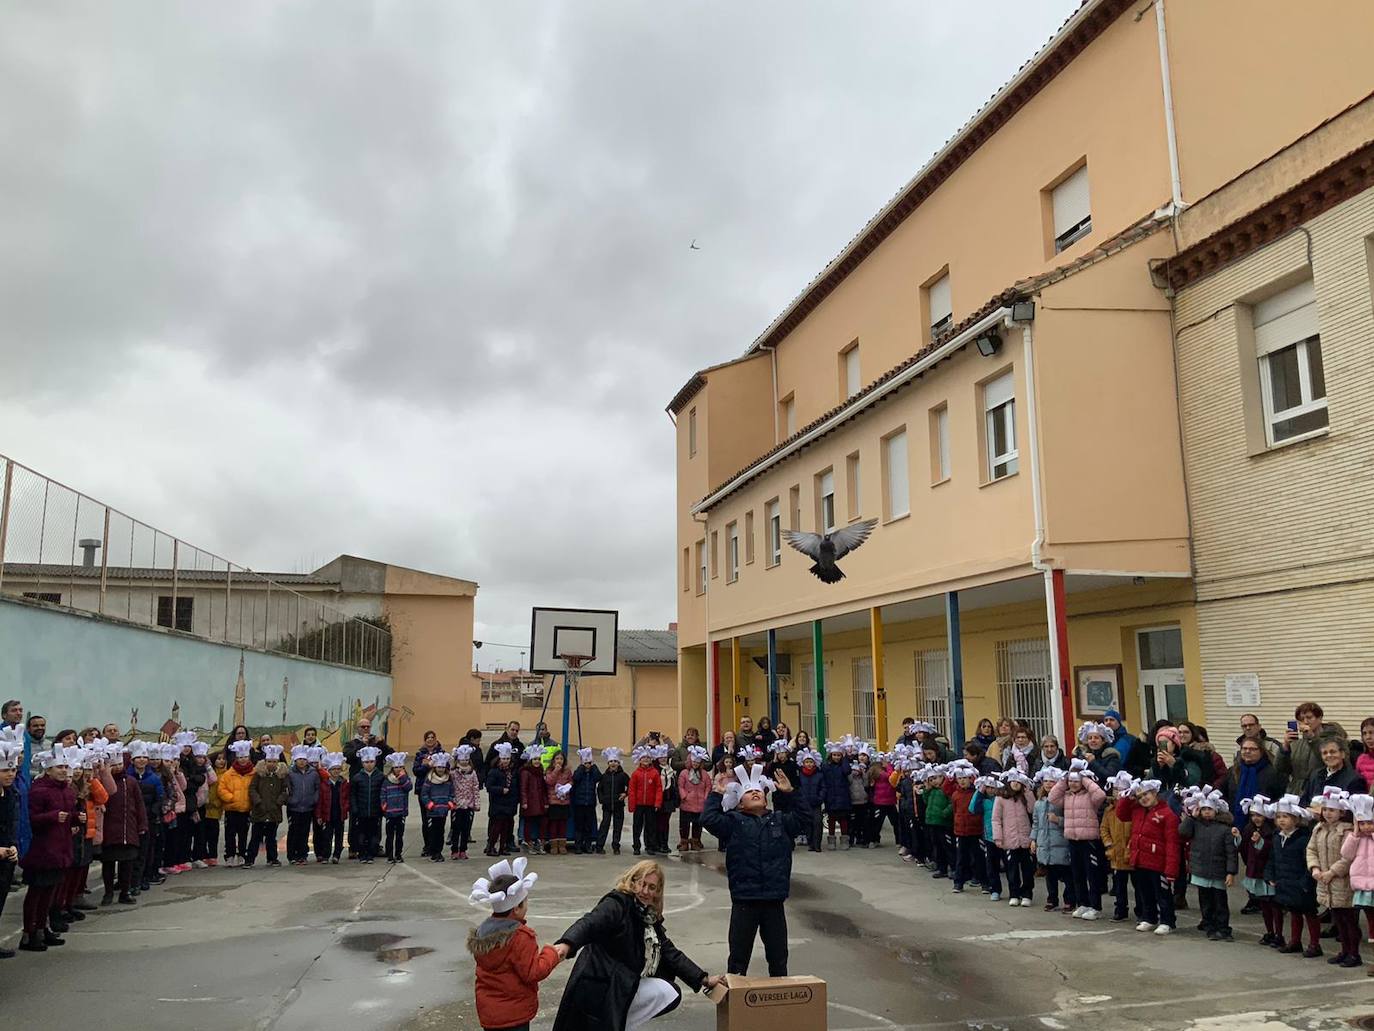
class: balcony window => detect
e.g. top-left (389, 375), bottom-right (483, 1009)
top-left (883, 429), bottom-right (909, 519)
top-left (766, 498), bottom-right (781, 566)
top-left (983, 372), bottom-right (1018, 481)
top-left (1255, 279), bottom-right (1327, 445)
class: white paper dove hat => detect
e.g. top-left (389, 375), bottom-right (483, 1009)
top-left (1316, 786), bottom-right (1351, 812)
top-left (554, 782), bottom-right (572, 799)
top-left (227, 740), bottom-right (252, 759)
top-left (384, 751), bottom-right (408, 769)
top-left (0, 726), bottom-right (22, 770)
top-left (1274, 794), bottom-right (1311, 819)
top-left (469, 856), bottom-right (538, 912)
top-left (1349, 793), bottom-right (1374, 823)
top-left (306, 746), bottom-right (326, 765)
top-left (722, 763), bottom-right (775, 812)
top-left (357, 746), bottom-right (381, 763)
top-left (736, 744), bottom-right (761, 760)
top-left (1003, 769), bottom-right (1032, 789)
top-left (824, 739), bottom-right (844, 755)
top-left (1196, 788), bottom-right (1225, 812)
top-left (687, 745), bottom-right (711, 763)
top-left (428, 750), bottom-right (451, 768)
top-left (262, 744), bottom-right (284, 762)
top-left (577, 747), bottom-right (593, 763)
top-left (522, 745), bottom-right (545, 762)
top-left (1078, 721), bottom-right (1115, 744)
top-left (652, 744), bottom-right (670, 760)
top-left (799, 748), bottom-right (823, 766)
top-left (1066, 757), bottom-right (1092, 782)
top-left (290, 745), bottom-right (310, 762)
top-left (325, 751), bottom-right (345, 770)
top-left (1135, 778), bottom-right (1162, 796)
top-left (493, 742), bottom-right (514, 760)
top-left (171, 731), bottom-right (197, 747)
top-left (768, 739), bottom-right (790, 756)
top-left (454, 744), bottom-right (475, 763)
top-left (630, 745), bottom-right (650, 763)
top-left (601, 746), bottom-right (622, 763)
top-left (912, 721), bottom-right (936, 734)
top-left (1240, 793), bottom-right (1272, 816)
top-left (1034, 766), bottom-right (1067, 785)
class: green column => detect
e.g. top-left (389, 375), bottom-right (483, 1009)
top-left (812, 619), bottom-right (826, 741)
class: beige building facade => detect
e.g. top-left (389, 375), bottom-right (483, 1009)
top-left (669, 0), bottom-right (1374, 748)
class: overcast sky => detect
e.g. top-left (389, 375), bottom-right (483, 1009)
top-left (0, 1), bottom-right (1079, 667)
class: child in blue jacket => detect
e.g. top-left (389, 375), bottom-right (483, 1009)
top-left (795, 750), bottom-right (825, 852)
top-left (819, 744), bottom-right (851, 850)
top-left (418, 750), bottom-right (455, 863)
top-left (971, 776), bottom-right (1003, 901)
top-left (570, 748), bottom-right (601, 855)
top-left (381, 752), bottom-right (412, 863)
top-left (702, 765), bottom-right (810, 978)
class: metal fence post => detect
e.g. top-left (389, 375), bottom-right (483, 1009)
top-left (171, 539), bottom-right (179, 631)
top-left (0, 459), bottom-right (12, 594)
top-left (99, 507), bottom-right (110, 615)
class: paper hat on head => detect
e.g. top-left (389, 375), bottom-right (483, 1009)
top-left (554, 782), bottom-right (571, 799)
top-left (428, 750), bottom-right (451, 768)
top-left (290, 745), bottom-right (310, 762)
top-left (1349, 794), bottom-right (1374, 822)
top-left (307, 746), bottom-right (326, 764)
top-left (630, 745), bottom-right (650, 763)
top-left (768, 739), bottom-right (790, 755)
top-left (824, 739), bottom-right (844, 755)
top-left (1066, 757), bottom-right (1095, 782)
top-left (912, 721), bottom-right (936, 734)
top-left (1034, 766), bottom-right (1066, 785)
top-left (1109, 770), bottom-right (1135, 794)
top-left (601, 747), bottom-right (622, 763)
top-left (0, 727), bottom-right (23, 770)
top-left (577, 747), bottom-right (593, 763)
top-left (722, 764), bottom-right (775, 813)
top-left (171, 731), bottom-right (197, 747)
top-left (1078, 721), bottom-right (1115, 744)
top-left (493, 742), bottom-right (514, 759)
top-left (357, 746), bottom-right (381, 763)
top-left (469, 857), bottom-right (538, 912)
top-left (1003, 769), bottom-right (1032, 789)
top-left (325, 752), bottom-right (345, 769)
top-left (1196, 788), bottom-right (1225, 812)
top-left (384, 751), bottom-right (408, 769)
top-left (454, 744), bottom-right (475, 763)
top-left (1135, 779), bottom-right (1162, 796)
top-left (736, 744), bottom-right (761, 760)
top-left (191, 741), bottom-right (210, 757)
top-left (1273, 794), bottom-right (1311, 819)
top-left (798, 748), bottom-right (822, 765)
top-left (974, 775), bottom-right (1000, 790)
top-left (38, 747), bottom-right (70, 769)
top-left (262, 744), bottom-right (284, 762)
top-left (1240, 793), bottom-right (1272, 816)
top-left (652, 744), bottom-right (670, 760)
top-left (228, 740), bottom-right (253, 759)
top-left (128, 740), bottom-right (150, 759)
top-left (1316, 786), bottom-right (1351, 811)
top-left (687, 745), bottom-right (710, 764)
top-left (522, 745), bottom-right (545, 762)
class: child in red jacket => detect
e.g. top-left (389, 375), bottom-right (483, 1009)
top-left (466, 857), bottom-right (563, 1031)
top-left (627, 748), bottom-right (663, 857)
top-left (1115, 778), bottom-right (1180, 935)
top-left (943, 761), bottom-right (981, 893)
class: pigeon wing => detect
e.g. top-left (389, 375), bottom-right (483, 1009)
top-left (781, 530), bottom-right (825, 561)
top-left (828, 518), bottom-right (878, 559)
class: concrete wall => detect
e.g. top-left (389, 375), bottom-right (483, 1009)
top-left (0, 594), bottom-right (391, 740)
top-left (385, 591), bottom-right (476, 752)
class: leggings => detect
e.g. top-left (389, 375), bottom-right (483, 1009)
top-left (1258, 898), bottom-right (1281, 937)
top-left (102, 857), bottom-right (136, 897)
top-left (55, 865), bottom-right (84, 913)
top-left (826, 811), bottom-right (850, 836)
top-left (1332, 907), bottom-right (1362, 958)
top-left (870, 805), bottom-right (899, 845)
top-left (1285, 907), bottom-right (1321, 948)
top-left (450, 809), bottom-right (475, 853)
top-left (546, 815), bottom-right (568, 843)
top-left (23, 882), bottom-right (57, 935)
top-left (524, 815), bottom-right (544, 845)
top-left (224, 811), bottom-right (250, 859)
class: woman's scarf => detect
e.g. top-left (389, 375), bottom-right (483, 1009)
top-left (1010, 743), bottom-right (1032, 774)
top-left (635, 899), bottom-right (661, 979)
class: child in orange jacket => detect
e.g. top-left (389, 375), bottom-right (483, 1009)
top-left (466, 857), bottom-right (562, 1031)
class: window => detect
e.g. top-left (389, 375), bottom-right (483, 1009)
top-left (798, 661), bottom-right (818, 738)
top-left (781, 395), bottom-right (797, 437)
top-left (766, 498), bottom-right (781, 566)
top-left (995, 637), bottom-right (1054, 743)
top-left (983, 372), bottom-right (1018, 480)
top-left (726, 522), bottom-right (739, 582)
top-left (927, 273), bottom-right (952, 340)
top-left (883, 429), bottom-right (909, 519)
top-left (709, 532), bottom-right (719, 579)
top-left (744, 511), bottom-right (755, 565)
top-left (157, 595), bottom-right (194, 632)
top-left (816, 469), bottom-right (836, 533)
top-left (788, 485), bottom-right (801, 532)
top-left (913, 648), bottom-right (951, 740)
top-left (688, 407), bottom-right (697, 457)
top-left (1051, 164), bottom-right (1092, 253)
top-left (851, 657), bottom-right (876, 741)
top-left (845, 452), bottom-right (862, 520)
top-left (695, 540), bottom-right (707, 595)
top-left (930, 404), bottom-right (950, 483)
top-left (21, 591), bottom-right (62, 604)
top-left (841, 344), bottom-right (861, 399)
top-left (1255, 279), bottom-right (1327, 445)
top-left (682, 547), bottom-right (690, 592)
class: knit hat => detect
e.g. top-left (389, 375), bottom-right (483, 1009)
top-left (263, 744), bottom-right (284, 762)
top-left (384, 751), bottom-right (408, 769)
top-left (1349, 794), bottom-right (1374, 823)
top-left (601, 747), bottom-right (622, 763)
top-left (1103, 709), bottom-right (1124, 723)
top-left (469, 857), bottom-right (538, 912)
top-left (1154, 726), bottom-right (1181, 749)
top-left (722, 763), bottom-right (774, 812)
top-left (577, 747), bottom-right (593, 763)
top-left (357, 746), bottom-right (381, 764)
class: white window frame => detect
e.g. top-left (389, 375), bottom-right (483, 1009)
top-left (819, 470), bottom-right (836, 534)
top-left (783, 396), bottom-right (797, 437)
top-left (1255, 279), bottom-right (1326, 447)
top-left (846, 452), bottom-right (861, 521)
top-left (928, 274), bottom-right (952, 339)
top-left (726, 521), bottom-right (740, 583)
top-left (843, 345), bottom-right (861, 399)
top-left (695, 540), bottom-right (707, 596)
top-left (766, 499), bottom-right (781, 567)
top-left (933, 404), bottom-right (950, 483)
top-left (984, 372), bottom-right (1018, 481)
top-left (1051, 164), bottom-right (1092, 253)
top-left (883, 429), bottom-right (909, 520)
top-left (688, 406), bottom-right (697, 457)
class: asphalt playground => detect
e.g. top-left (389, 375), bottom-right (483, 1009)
top-left (3, 812), bottom-right (1371, 1030)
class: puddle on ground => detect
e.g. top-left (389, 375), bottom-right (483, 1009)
top-left (377, 946), bottom-right (434, 963)
top-left (340, 931), bottom-right (434, 964)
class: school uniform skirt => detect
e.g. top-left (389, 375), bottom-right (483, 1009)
top-left (1242, 876), bottom-right (1274, 898)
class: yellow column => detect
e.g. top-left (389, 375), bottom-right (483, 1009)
top-left (731, 637), bottom-right (744, 734)
top-left (871, 607), bottom-right (888, 750)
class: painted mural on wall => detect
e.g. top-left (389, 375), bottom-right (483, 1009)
top-left (0, 597), bottom-right (395, 747)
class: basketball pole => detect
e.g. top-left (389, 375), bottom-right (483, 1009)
top-left (561, 669), bottom-right (572, 758)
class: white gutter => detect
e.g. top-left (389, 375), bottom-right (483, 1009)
top-left (743, 0), bottom-right (1112, 358)
top-left (766, 344), bottom-right (780, 443)
top-left (1153, 0), bottom-right (1186, 211)
top-left (694, 307), bottom-right (1010, 514)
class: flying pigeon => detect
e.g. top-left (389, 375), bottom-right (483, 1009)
top-left (783, 518), bottom-right (878, 583)
top-left (689, 239), bottom-right (700, 250)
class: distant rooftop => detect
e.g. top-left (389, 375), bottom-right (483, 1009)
top-left (617, 629), bottom-right (677, 665)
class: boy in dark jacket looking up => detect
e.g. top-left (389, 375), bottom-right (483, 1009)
top-left (596, 747), bottom-right (629, 856)
top-left (701, 763), bottom-right (810, 977)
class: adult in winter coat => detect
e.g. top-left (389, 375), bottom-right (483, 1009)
top-left (1147, 727), bottom-right (1205, 799)
top-left (1276, 702), bottom-right (1347, 796)
top-left (1030, 736), bottom-right (1071, 776)
top-left (1226, 739), bottom-right (1284, 826)
top-left (1297, 737), bottom-right (1367, 807)
top-left (411, 731), bottom-right (446, 797)
top-left (553, 861), bottom-right (721, 1031)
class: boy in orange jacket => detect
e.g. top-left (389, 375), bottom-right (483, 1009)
top-left (466, 857), bottom-right (562, 1031)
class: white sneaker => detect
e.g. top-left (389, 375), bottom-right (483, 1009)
top-left (989, 893), bottom-right (1001, 902)
top-left (1020, 898), bottom-right (1032, 906)
top-left (1153, 924), bottom-right (1172, 935)
top-left (1080, 909), bottom-right (1100, 921)
top-left (1071, 906), bottom-right (1087, 919)
top-left (1135, 921), bottom-right (1156, 932)
top-left (192, 860), bottom-right (207, 869)
top-left (1008, 898), bottom-right (1020, 906)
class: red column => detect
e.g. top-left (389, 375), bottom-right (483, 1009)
top-left (710, 640), bottom-right (722, 747)
top-left (1051, 569), bottom-right (1074, 740)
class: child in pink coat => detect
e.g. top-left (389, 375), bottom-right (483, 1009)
top-left (1339, 792), bottom-right (1374, 973)
top-left (676, 747), bottom-right (711, 851)
top-left (993, 771), bottom-right (1036, 905)
top-left (1049, 759), bottom-right (1107, 919)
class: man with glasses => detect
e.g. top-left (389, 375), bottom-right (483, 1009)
top-left (1233, 713), bottom-right (1280, 767)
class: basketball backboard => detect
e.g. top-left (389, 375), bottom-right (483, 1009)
top-left (529, 607), bottom-right (619, 676)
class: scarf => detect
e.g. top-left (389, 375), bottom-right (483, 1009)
top-left (1231, 757), bottom-right (1265, 824)
top-left (1010, 743), bottom-right (1032, 773)
top-left (634, 899), bottom-right (661, 979)
top-left (232, 759), bottom-right (253, 775)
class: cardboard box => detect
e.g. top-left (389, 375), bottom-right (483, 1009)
top-left (708, 974), bottom-right (827, 1031)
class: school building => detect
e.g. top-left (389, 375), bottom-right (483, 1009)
top-left (668, 0), bottom-right (1374, 749)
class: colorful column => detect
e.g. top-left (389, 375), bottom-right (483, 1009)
top-left (709, 640), bottom-right (721, 746)
top-left (946, 591), bottom-right (965, 748)
top-left (870, 607), bottom-right (888, 750)
top-left (766, 629), bottom-right (780, 726)
top-left (1048, 569), bottom-right (1075, 744)
top-left (731, 636), bottom-right (744, 735)
top-left (812, 619), bottom-right (826, 742)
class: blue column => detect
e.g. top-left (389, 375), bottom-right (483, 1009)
top-left (946, 591), bottom-right (965, 748)
top-left (767, 629), bottom-right (780, 726)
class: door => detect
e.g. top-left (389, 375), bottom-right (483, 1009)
top-left (1136, 627), bottom-right (1187, 726)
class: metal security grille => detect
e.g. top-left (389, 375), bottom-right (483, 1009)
top-left (995, 638), bottom-right (1054, 743)
top-left (798, 661), bottom-right (817, 739)
top-left (851, 657), bottom-right (876, 741)
top-left (913, 647), bottom-right (951, 740)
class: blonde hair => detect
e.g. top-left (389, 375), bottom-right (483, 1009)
top-left (613, 860), bottom-right (665, 914)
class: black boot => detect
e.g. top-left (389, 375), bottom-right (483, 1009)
top-left (42, 929), bottom-right (66, 946)
top-left (18, 934), bottom-right (46, 953)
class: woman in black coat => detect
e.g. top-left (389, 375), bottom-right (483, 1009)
top-left (553, 861), bottom-right (722, 1031)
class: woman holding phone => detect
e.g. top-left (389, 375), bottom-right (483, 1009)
top-left (1276, 702), bottom-right (1348, 795)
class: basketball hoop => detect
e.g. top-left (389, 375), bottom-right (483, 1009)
top-left (558, 653), bottom-right (593, 673)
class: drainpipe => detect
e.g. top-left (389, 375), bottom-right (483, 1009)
top-left (764, 344), bottom-right (780, 443)
top-left (692, 510), bottom-right (713, 746)
top-left (1152, 0), bottom-right (1185, 211)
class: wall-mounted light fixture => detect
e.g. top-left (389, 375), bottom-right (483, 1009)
top-left (975, 331), bottom-right (1002, 357)
top-left (1010, 300), bottom-right (1036, 323)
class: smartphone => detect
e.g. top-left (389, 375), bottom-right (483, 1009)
top-left (1287, 720), bottom-right (1299, 731)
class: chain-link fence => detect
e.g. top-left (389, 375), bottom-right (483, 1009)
top-left (0, 453), bottom-right (390, 673)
